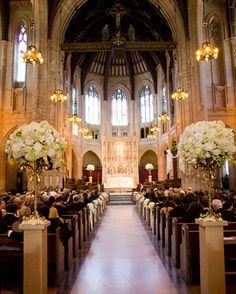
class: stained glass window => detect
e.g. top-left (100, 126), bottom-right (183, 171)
top-left (112, 89), bottom-right (128, 126)
top-left (15, 24), bottom-right (27, 83)
top-left (140, 86), bottom-right (154, 123)
top-left (85, 86), bottom-right (100, 125)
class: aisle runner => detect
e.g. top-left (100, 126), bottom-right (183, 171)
top-left (70, 206), bottom-right (185, 294)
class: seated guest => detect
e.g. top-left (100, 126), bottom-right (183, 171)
top-left (0, 199), bottom-right (7, 216)
top-left (160, 200), bottom-right (175, 215)
top-left (3, 203), bottom-right (19, 226)
top-left (0, 209), bottom-right (7, 233)
top-left (67, 194), bottom-right (85, 212)
top-left (200, 195), bottom-right (209, 214)
top-left (212, 198), bottom-right (223, 214)
top-left (83, 192), bottom-right (90, 205)
top-left (183, 201), bottom-right (203, 221)
top-left (10, 206), bottom-right (31, 241)
top-left (168, 196), bottom-right (186, 217)
top-left (54, 196), bottom-right (67, 216)
top-left (221, 200), bottom-right (235, 221)
top-left (89, 190), bottom-right (99, 202)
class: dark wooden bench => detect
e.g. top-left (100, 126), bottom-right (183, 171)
top-left (0, 233), bottom-right (23, 291)
top-left (165, 214), bottom-right (173, 256)
top-left (180, 222), bottom-right (236, 283)
top-left (62, 214), bottom-right (79, 258)
top-left (171, 218), bottom-right (195, 268)
top-left (156, 207), bottom-right (161, 241)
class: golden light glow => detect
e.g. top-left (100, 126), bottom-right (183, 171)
top-left (150, 125), bottom-right (160, 132)
top-left (69, 114), bottom-right (82, 123)
top-left (84, 133), bottom-right (93, 139)
top-left (171, 87), bottom-right (189, 101)
top-left (20, 45), bottom-right (44, 65)
top-left (147, 132), bottom-right (156, 139)
top-left (79, 126), bottom-right (89, 134)
top-left (196, 41), bottom-right (219, 62)
top-left (50, 89), bottom-right (67, 103)
top-left (158, 114), bottom-right (170, 121)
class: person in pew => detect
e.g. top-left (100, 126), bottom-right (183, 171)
top-left (54, 196), bottom-right (67, 216)
top-left (220, 200), bottom-right (236, 221)
top-left (168, 196), bottom-right (186, 217)
top-left (200, 195), bottom-right (209, 214)
top-left (0, 199), bottom-right (7, 217)
top-left (10, 206), bottom-right (31, 241)
top-left (3, 203), bottom-right (19, 226)
top-left (211, 198), bottom-right (223, 214)
top-left (183, 201), bottom-right (203, 221)
top-left (160, 200), bottom-right (175, 215)
top-left (83, 192), bottom-right (90, 205)
top-left (67, 194), bottom-right (85, 212)
top-left (88, 190), bottom-right (99, 202)
top-left (0, 209), bottom-right (7, 233)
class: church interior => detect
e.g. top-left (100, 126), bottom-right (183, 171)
top-left (0, 0), bottom-right (236, 293)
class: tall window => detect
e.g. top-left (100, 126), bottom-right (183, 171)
top-left (161, 86), bottom-right (167, 113)
top-left (15, 24), bottom-right (27, 83)
top-left (112, 89), bottom-right (128, 126)
top-left (140, 86), bottom-right (154, 123)
top-left (85, 86), bottom-right (100, 125)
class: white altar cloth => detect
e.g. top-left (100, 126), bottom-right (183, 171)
top-left (104, 175), bottom-right (135, 189)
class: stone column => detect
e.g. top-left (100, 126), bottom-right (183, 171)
top-left (19, 222), bottom-right (50, 294)
top-left (195, 219), bottom-right (228, 294)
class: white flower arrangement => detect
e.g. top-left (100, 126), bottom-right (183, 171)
top-left (143, 198), bottom-right (150, 207)
top-left (139, 196), bottom-right (145, 203)
top-left (148, 202), bottom-right (156, 209)
top-left (178, 120), bottom-right (236, 171)
top-left (135, 194), bottom-right (143, 201)
top-left (87, 202), bottom-right (95, 213)
top-left (97, 198), bottom-right (103, 206)
top-left (86, 164), bottom-right (95, 171)
top-left (5, 120), bottom-right (67, 171)
top-left (93, 199), bottom-right (98, 208)
top-left (145, 163), bottom-right (154, 170)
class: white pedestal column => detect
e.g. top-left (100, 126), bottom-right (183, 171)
top-left (148, 175), bottom-right (152, 182)
top-left (19, 222), bottom-right (50, 294)
top-left (195, 219), bottom-right (228, 294)
top-left (89, 176), bottom-right (93, 183)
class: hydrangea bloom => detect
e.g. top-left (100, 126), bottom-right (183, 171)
top-left (5, 120), bottom-right (67, 171)
top-left (178, 120), bottom-right (236, 170)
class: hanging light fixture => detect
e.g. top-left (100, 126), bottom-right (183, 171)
top-left (171, 3), bottom-right (188, 101)
top-left (171, 87), bottom-right (189, 101)
top-left (21, 21), bottom-right (43, 65)
top-left (150, 125), bottom-right (160, 133)
top-left (79, 126), bottom-right (89, 134)
top-left (51, 9), bottom-right (67, 103)
top-left (147, 132), bottom-right (157, 139)
top-left (196, 0), bottom-right (219, 62)
top-left (158, 113), bottom-right (170, 121)
top-left (84, 132), bottom-right (93, 139)
top-left (69, 114), bottom-right (82, 123)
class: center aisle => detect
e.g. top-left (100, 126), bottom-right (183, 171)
top-left (69, 205), bottom-right (190, 294)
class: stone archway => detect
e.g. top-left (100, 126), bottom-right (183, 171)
top-left (82, 151), bottom-right (102, 184)
top-left (139, 150), bottom-right (158, 184)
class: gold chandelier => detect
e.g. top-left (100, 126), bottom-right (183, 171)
top-left (196, 1), bottom-right (219, 62)
top-left (50, 89), bottom-right (67, 102)
top-left (147, 132), bottom-right (156, 139)
top-left (196, 41), bottom-right (219, 62)
top-left (84, 133), bottom-right (93, 139)
top-left (21, 22), bottom-right (43, 65)
top-left (158, 114), bottom-right (170, 121)
top-left (150, 125), bottom-right (160, 133)
top-left (171, 87), bottom-right (189, 101)
top-left (69, 114), bottom-right (82, 123)
top-left (79, 126), bottom-right (89, 134)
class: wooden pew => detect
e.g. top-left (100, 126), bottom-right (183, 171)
top-left (165, 214), bottom-right (172, 256)
top-left (156, 207), bottom-right (161, 241)
top-left (180, 222), bottom-right (236, 283)
top-left (63, 219), bottom-right (73, 271)
top-left (48, 227), bottom-right (65, 286)
top-left (171, 218), bottom-right (195, 268)
top-left (160, 213), bottom-right (166, 248)
top-left (62, 214), bottom-right (79, 258)
top-left (0, 234), bottom-right (23, 291)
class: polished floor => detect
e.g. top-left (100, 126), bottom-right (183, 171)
top-left (57, 205), bottom-right (199, 294)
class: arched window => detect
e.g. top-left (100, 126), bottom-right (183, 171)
top-left (85, 86), bottom-right (100, 125)
top-left (15, 23), bottom-right (27, 84)
top-left (161, 86), bottom-right (167, 114)
top-left (112, 89), bottom-right (128, 126)
top-left (140, 86), bottom-right (154, 123)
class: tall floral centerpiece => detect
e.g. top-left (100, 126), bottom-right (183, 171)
top-left (178, 120), bottom-right (236, 221)
top-left (86, 164), bottom-right (95, 183)
top-left (145, 163), bottom-right (154, 182)
top-left (5, 120), bottom-right (67, 218)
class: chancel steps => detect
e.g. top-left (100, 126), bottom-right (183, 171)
top-left (109, 192), bottom-right (133, 205)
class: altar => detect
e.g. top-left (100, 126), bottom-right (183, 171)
top-left (102, 135), bottom-right (139, 191)
top-left (104, 175), bottom-right (135, 191)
